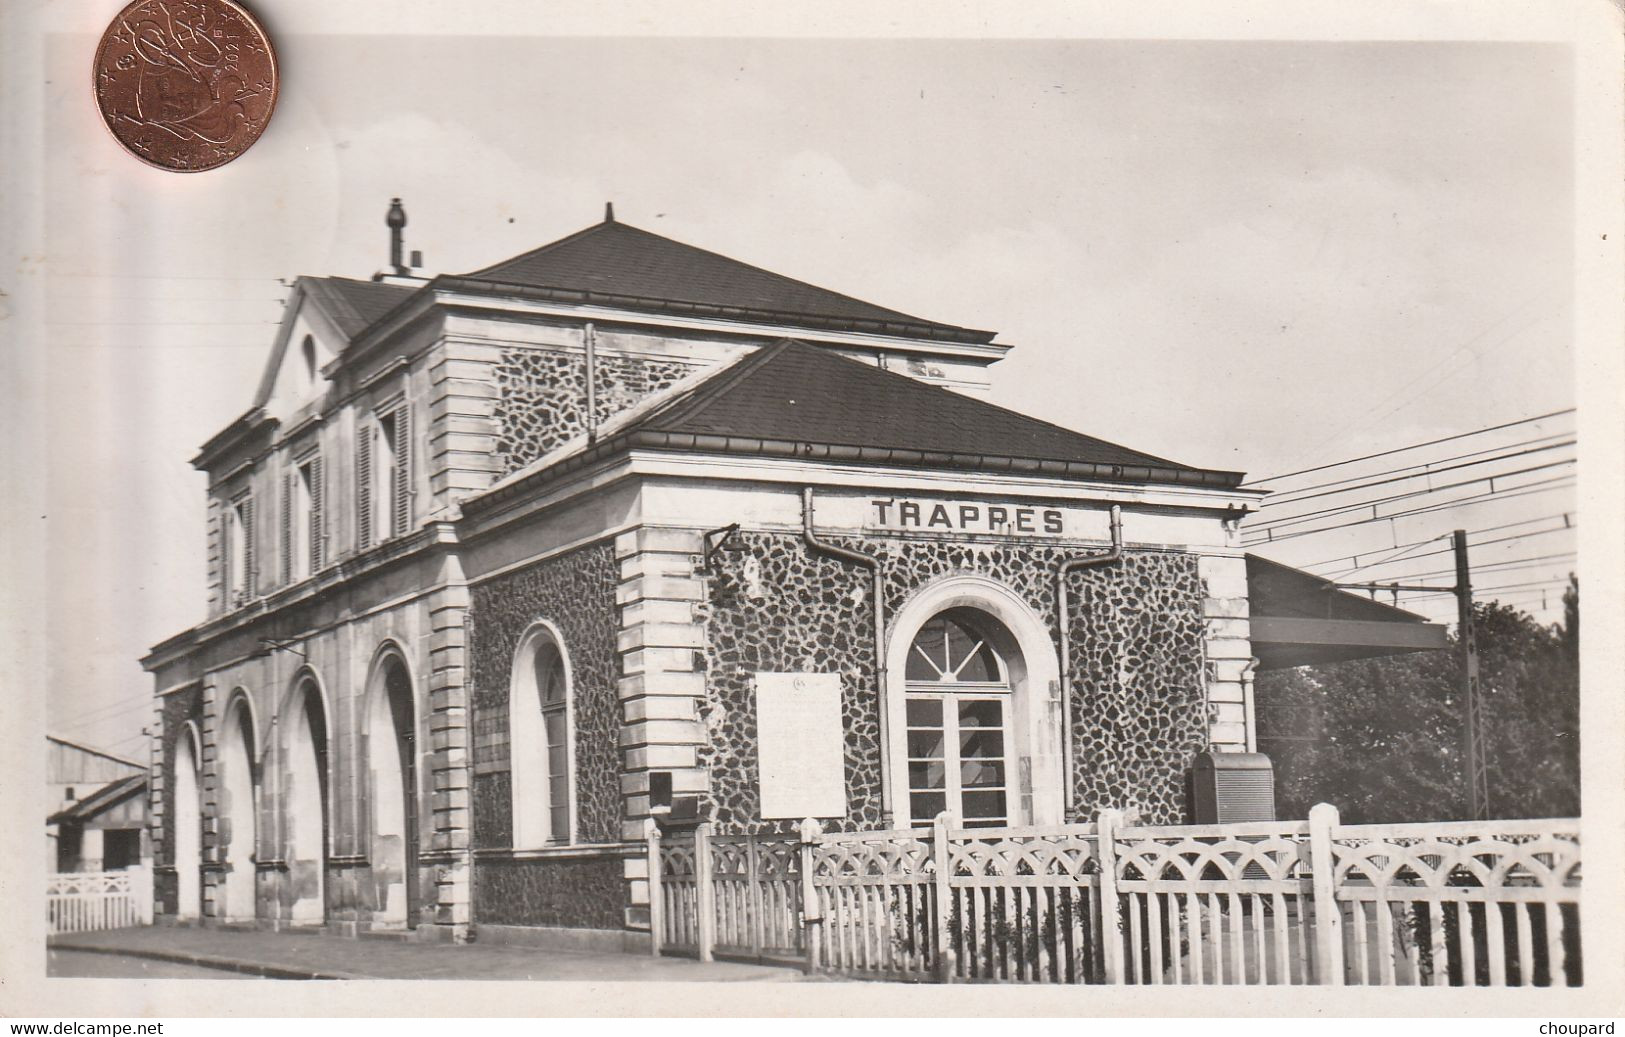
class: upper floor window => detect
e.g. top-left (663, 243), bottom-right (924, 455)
top-left (282, 453), bottom-right (325, 583)
top-left (225, 492), bottom-right (256, 608)
top-left (509, 623), bottom-right (574, 848)
top-left (300, 336), bottom-right (318, 390)
top-left (357, 400), bottom-right (411, 550)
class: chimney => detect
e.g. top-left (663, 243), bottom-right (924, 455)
top-left (387, 198), bottom-right (408, 275)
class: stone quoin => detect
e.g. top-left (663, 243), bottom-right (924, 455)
top-left (142, 201), bottom-right (1283, 947)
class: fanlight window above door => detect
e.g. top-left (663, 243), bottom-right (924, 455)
top-left (905, 608), bottom-right (1007, 684)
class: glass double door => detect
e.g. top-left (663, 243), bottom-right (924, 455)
top-left (905, 692), bottom-right (1010, 828)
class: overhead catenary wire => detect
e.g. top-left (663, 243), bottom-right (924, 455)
top-left (1241, 410), bottom-right (1574, 487)
top-left (1251, 428), bottom-right (1575, 501)
top-left (1298, 512), bottom-right (1576, 574)
top-left (1249, 466), bottom-right (1575, 532)
top-left (1244, 478), bottom-right (1575, 548)
top-left (1396, 576), bottom-right (1577, 601)
top-left (1248, 440), bottom-right (1576, 512)
top-left (1353, 551), bottom-right (1577, 583)
top-left (1242, 467), bottom-right (1575, 542)
top-left (1400, 582), bottom-right (1576, 609)
top-left (51, 687), bottom-right (158, 727)
top-left (53, 695), bottom-right (156, 732)
top-left (1315, 522), bottom-right (1577, 578)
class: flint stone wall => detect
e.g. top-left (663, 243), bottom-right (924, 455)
top-left (467, 540), bottom-right (622, 849)
top-left (701, 531), bottom-right (1212, 831)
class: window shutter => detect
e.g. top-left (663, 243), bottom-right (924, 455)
top-left (309, 456), bottom-right (325, 571)
top-left (219, 510), bottom-right (231, 608)
top-left (241, 496), bottom-right (257, 597)
top-left (280, 472), bottom-right (294, 585)
top-left (356, 424), bottom-right (373, 550)
top-left (391, 405), bottom-right (411, 537)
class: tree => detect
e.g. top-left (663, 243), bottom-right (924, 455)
top-left (1256, 580), bottom-right (1579, 822)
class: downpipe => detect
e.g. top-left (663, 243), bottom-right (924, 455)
top-left (801, 488), bottom-right (892, 826)
top-left (1056, 504), bottom-right (1123, 820)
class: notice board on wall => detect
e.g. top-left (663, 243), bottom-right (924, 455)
top-left (755, 672), bottom-right (847, 819)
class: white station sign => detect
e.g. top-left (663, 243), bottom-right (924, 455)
top-left (755, 672), bottom-right (847, 819)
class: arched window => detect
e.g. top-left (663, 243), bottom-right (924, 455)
top-left (509, 624), bottom-right (574, 848)
top-left (301, 336), bottom-right (318, 388)
top-left (903, 608), bottom-right (1016, 829)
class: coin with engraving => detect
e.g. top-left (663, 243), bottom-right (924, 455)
top-left (92, 0), bottom-right (278, 172)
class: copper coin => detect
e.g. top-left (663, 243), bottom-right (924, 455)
top-left (92, 0), bottom-right (278, 172)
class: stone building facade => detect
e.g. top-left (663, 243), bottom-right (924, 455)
top-left (143, 205), bottom-right (1265, 946)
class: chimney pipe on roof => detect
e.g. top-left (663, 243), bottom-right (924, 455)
top-left (604, 202), bottom-right (615, 223)
top-left (387, 198), bottom-right (408, 275)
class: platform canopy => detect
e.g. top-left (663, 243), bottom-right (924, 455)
top-left (1246, 554), bottom-right (1449, 671)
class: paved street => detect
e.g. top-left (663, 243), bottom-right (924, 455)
top-left (47, 926), bottom-right (804, 981)
top-left (49, 948), bottom-right (262, 979)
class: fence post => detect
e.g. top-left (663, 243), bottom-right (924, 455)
top-left (746, 831), bottom-right (765, 959)
top-left (799, 817), bottom-right (822, 975)
top-left (694, 821), bottom-right (716, 962)
top-left (133, 864), bottom-right (155, 926)
top-left (932, 810), bottom-right (956, 983)
top-left (1308, 802), bottom-right (1345, 985)
top-left (1096, 809), bottom-right (1124, 984)
top-left (644, 818), bottom-right (663, 957)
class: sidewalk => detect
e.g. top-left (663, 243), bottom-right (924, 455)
top-left (49, 926), bottom-right (806, 982)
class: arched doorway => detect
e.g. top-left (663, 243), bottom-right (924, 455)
top-left (172, 726), bottom-right (202, 920)
top-left (220, 696), bottom-right (258, 923)
top-left (365, 653), bottom-right (419, 929)
top-left (286, 679), bottom-right (329, 924)
top-left (886, 577), bottom-right (1065, 829)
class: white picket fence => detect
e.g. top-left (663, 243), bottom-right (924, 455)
top-left (648, 805), bottom-right (1581, 986)
top-left (47, 866), bottom-right (154, 935)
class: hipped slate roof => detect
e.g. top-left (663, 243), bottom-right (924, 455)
top-left (455, 219), bottom-right (995, 344)
top-left (300, 276), bottom-right (415, 338)
top-left (469, 340), bottom-right (1243, 514)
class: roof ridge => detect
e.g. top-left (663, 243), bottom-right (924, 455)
top-left (463, 219), bottom-right (616, 279)
top-left (458, 219), bottom-right (988, 337)
top-left (597, 223), bottom-right (941, 326)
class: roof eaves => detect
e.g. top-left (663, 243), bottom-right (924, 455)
top-left (435, 275), bottom-right (997, 345)
top-left (190, 409), bottom-right (278, 472)
top-left (464, 425), bottom-right (1245, 519)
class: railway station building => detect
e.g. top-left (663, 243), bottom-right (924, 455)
top-left (141, 203), bottom-right (1440, 945)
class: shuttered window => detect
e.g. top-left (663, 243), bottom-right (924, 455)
top-left (241, 496), bottom-right (256, 597)
top-left (359, 399), bottom-right (410, 551)
top-left (307, 455), bottom-right (325, 570)
top-left (227, 492), bottom-right (256, 607)
top-left (356, 423), bottom-right (373, 551)
top-left (385, 405), bottom-right (411, 538)
top-left (280, 472), bottom-right (296, 585)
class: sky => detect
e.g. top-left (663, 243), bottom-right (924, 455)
top-left (31, 30), bottom-right (1578, 759)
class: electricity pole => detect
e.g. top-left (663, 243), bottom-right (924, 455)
top-left (1336, 527), bottom-right (1488, 819)
top-left (1454, 529), bottom-right (1489, 820)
